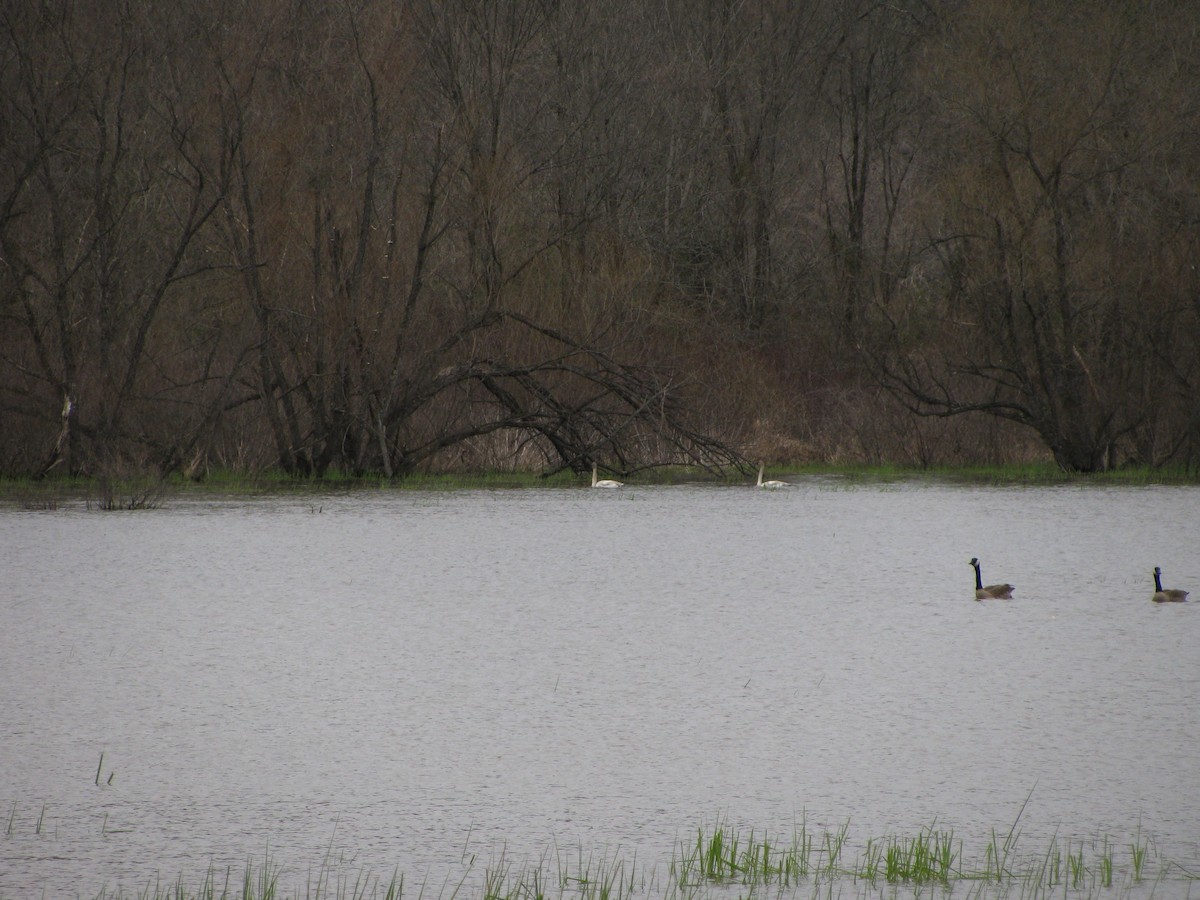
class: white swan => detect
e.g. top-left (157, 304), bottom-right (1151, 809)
top-left (756, 463), bottom-right (788, 489)
top-left (592, 464), bottom-right (624, 489)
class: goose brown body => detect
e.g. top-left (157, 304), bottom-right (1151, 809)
top-left (1152, 566), bottom-right (1188, 603)
top-left (970, 557), bottom-right (1014, 600)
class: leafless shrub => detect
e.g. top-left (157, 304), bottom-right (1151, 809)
top-left (88, 454), bottom-right (172, 510)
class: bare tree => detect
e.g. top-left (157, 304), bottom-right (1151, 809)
top-left (194, 0), bottom-right (743, 478)
top-left (878, 1), bottom-right (1200, 471)
top-left (370, 0), bottom-right (745, 476)
top-left (5, 0), bottom-right (1192, 478)
top-left (638, 0), bottom-right (836, 334)
top-left (0, 2), bottom-right (224, 476)
top-left (818, 0), bottom-right (926, 351)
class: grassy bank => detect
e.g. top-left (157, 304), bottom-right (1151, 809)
top-left (786, 461), bottom-right (1200, 486)
top-left (2, 461), bottom-right (1198, 509)
top-left (57, 819), bottom-right (1198, 900)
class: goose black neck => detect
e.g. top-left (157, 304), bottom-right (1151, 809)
top-left (973, 562), bottom-right (983, 590)
top-left (1154, 569), bottom-right (1164, 592)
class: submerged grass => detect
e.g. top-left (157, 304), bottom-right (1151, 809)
top-left (11, 818), bottom-right (1197, 900)
top-left (860, 826), bottom-right (958, 884)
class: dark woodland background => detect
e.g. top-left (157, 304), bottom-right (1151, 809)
top-left (3, 0), bottom-right (1198, 479)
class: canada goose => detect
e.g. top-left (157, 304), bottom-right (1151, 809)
top-left (591, 463), bottom-right (624, 489)
top-left (970, 557), bottom-right (1014, 600)
top-left (1152, 566), bottom-right (1188, 603)
top-left (756, 463), bottom-right (788, 489)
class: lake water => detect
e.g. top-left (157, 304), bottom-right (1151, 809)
top-left (2, 480), bottom-right (1199, 898)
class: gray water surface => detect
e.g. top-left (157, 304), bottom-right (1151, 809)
top-left (2, 481), bottom-right (1199, 896)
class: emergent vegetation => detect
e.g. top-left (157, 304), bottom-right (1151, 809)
top-left (3, 1), bottom-right (1198, 479)
top-left (38, 818), bottom-right (1191, 900)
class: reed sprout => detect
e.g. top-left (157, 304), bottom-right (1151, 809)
top-left (820, 822), bottom-right (848, 878)
top-left (94, 751), bottom-right (115, 787)
top-left (1130, 839), bottom-right (1147, 881)
top-left (1067, 842), bottom-right (1086, 888)
top-left (1098, 849), bottom-right (1113, 887)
